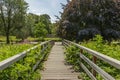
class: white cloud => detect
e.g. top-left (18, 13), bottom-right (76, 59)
top-left (28, 7), bottom-right (50, 15)
top-left (25, 0), bottom-right (67, 23)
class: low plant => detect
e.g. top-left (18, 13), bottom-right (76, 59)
top-left (0, 43), bottom-right (52, 80)
top-left (65, 35), bottom-right (120, 79)
top-left (0, 44), bottom-right (33, 61)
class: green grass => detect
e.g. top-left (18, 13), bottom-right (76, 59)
top-left (0, 36), bottom-right (61, 43)
top-left (0, 36), bottom-right (6, 42)
top-left (27, 37), bottom-right (61, 41)
top-left (0, 44), bottom-right (33, 61)
top-left (0, 36), bottom-right (21, 42)
top-left (26, 37), bottom-right (39, 41)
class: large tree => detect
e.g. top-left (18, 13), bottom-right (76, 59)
top-left (39, 14), bottom-right (52, 34)
top-left (34, 22), bottom-right (48, 40)
top-left (25, 13), bottom-right (36, 37)
top-left (0, 0), bottom-right (28, 44)
top-left (58, 0), bottom-right (120, 41)
top-left (58, 0), bottom-right (81, 40)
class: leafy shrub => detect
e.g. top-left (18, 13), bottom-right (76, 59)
top-left (81, 35), bottom-right (120, 79)
top-left (65, 35), bottom-right (120, 79)
top-left (103, 29), bottom-right (120, 41)
top-left (0, 43), bottom-right (52, 80)
top-left (0, 44), bottom-right (33, 61)
top-left (77, 28), bottom-right (100, 41)
top-left (65, 45), bottom-right (80, 71)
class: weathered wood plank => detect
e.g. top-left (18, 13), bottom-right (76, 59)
top-left (41, 42), bottom-right (80, 80)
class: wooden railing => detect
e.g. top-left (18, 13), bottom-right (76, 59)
top-left (0, 40), bottom-right (54, 71)
top-left (63, 39), bottom-right (120, 80)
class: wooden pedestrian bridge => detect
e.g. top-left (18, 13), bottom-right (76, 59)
top-left (0, 40), bottom-right (120, 80)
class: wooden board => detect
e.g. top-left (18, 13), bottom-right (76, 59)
top-left (41, 42), bottom-right (81, 80)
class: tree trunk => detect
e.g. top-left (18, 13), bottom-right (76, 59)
top-left (6, 6), bottom-right (12, 44)
top-left (6, 31), bottom-right (10, 44)
top-left (0, 5), bottom-right (11, 44)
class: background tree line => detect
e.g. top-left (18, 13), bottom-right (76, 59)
top-left (58, 0), bottom-right (120, 42)
top-left (0, 0), bottom-right (52, 44)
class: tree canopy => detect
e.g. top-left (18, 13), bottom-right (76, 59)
top-left (58, 0), bottom-right (120, 41)
top-left (0, 0), bottom-right (28, 43)
top-left (0, 0), bottom-right (52, 43)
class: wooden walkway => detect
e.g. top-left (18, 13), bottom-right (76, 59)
top-left (41, 42), bottom-right (80, 80)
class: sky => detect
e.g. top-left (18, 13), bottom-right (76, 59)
top-left (25, 0), bottom-right (67, 23)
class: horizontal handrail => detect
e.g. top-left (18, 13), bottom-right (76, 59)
top-left (80, 54), bottom-right (115, 80)
top-left (64, 39), bottom-right (120, 69)
top-left (32, 43), bottom-right (50, 71)
top-left (80, 63), bottom-right (96, 80)
top-left (63, 39), bottom-right (120, 80)
top-left (0, 40), bottom-right (52, 70)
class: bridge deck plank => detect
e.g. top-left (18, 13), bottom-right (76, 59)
top-left (41, 42), bottom-right (81, 80)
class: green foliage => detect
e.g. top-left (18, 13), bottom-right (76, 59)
top-left (0, 36), bottom-right (21, 42)
top-left (24, 13), bottom-right (41, 38)
top-left (0, 0), bottom-right (28, 44)
top-left (15, 26), bottom-right (30, 40)
top-left (59, 0), bottom-right (120, 41)
top-left (34, 22), bottom-right (48, 39)
top-left (0, 36), bottom-right (6, 42)
top-left (39, 14), bottom-right (52, 34)
top-left (0, 0), bottom-right (52, 43)
top-left (51, 23), bottom-right (58, 36)
top-left (65, 35), bottom-right (120, 79)
top-left (81, 35), bottom-right (120, 79)
top-left (0, 44), bottom-right (33, 61)
top-left (80, 72), bottom-right (91, 80)
top-left (0, 43), bottom-right (52, 80)
top-left (82, 35), bottom-right (120, 60)
top-left (25, 13), bottom-right (37, 37)
top-left (12, 0), bottom-right (28, 40)
top-left (65, 45), bottom-right (80, 71)
top-left (0, 47), bottom-right (41, 80)
top-left (26, 37), bottom-right (39, 41)
top-left (0, 1), bottom-right (52, 42)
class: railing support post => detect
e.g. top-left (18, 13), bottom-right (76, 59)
top-left (92, 56), bottom-right (97, 77)
top-left (80, 49), bottom-right (83, 71)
